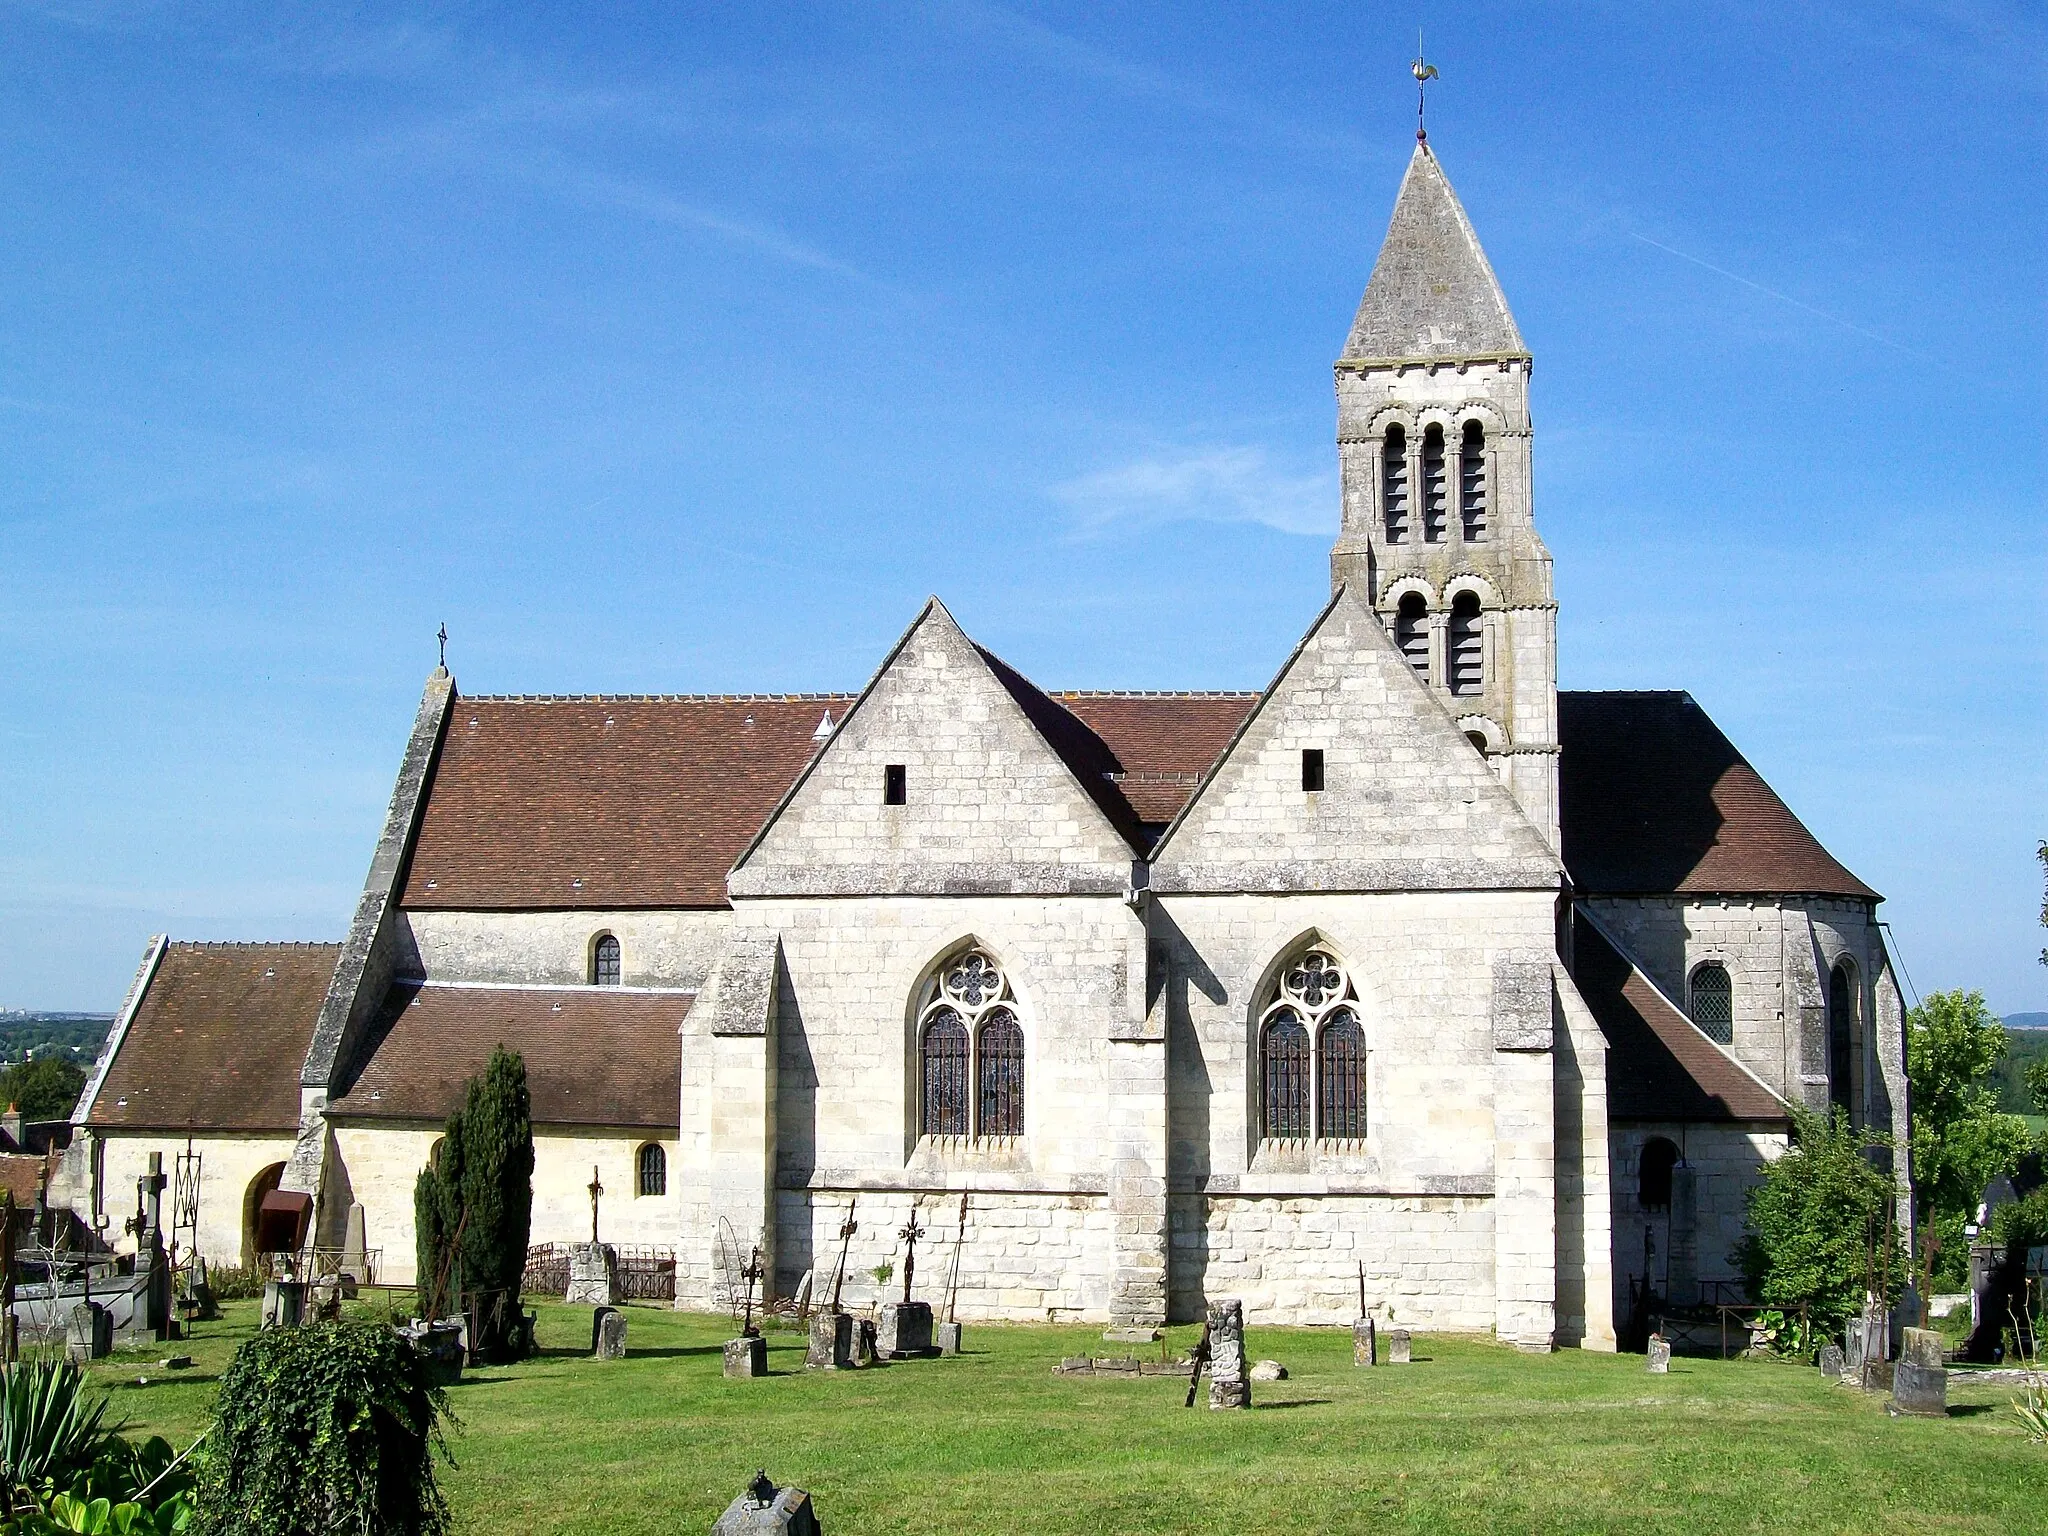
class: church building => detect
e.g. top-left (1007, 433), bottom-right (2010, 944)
top-left (64, 136), bottom-right (1912, 1350)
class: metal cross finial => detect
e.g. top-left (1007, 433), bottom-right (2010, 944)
top-left (588, 1165), bottom-right (603, 1245)
top-left (898, 1203), bottom-right (927, 1303)
top-left (436, 623), bottom-right (448, 671)
top-left (1411, 31), bottom-right (1440, 143)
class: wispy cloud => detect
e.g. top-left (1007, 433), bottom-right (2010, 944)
top-left (1052, 446), bottom-right (1335, 537)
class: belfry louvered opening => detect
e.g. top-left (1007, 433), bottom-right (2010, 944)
top-left (1395, 593), bottom-right (1430, 682)
top-left (1460, 421), bottom-right (1487, 541)
top-left (1421, 425), bottom-right (1448, 543)
top-left (1382, 426), bottom-right (1409, 543)
top-left (1446, 591), bottom-right (1483, 696)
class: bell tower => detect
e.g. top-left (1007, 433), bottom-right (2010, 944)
top-left (1330, 139), bottom-right (1558, 847)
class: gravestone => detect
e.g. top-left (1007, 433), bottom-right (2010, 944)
top-left (565, 1243), bottom-right (620, 1306)
top-left (397, 1319), bottom-right (465, 1386)
top-left (853, 1318), bottom-right (878, 1368)
top-left (1890, 1327), bottom-right (1947, 1417)
top-left (1206, 1298), bottom-right (1250, 1410)
top-left (711, 1472), bottom-right (821, 1536)
top-left (1646, 1334), bottom-right (1671, 1374)
top-left (1354, 1316), bottom-right (1377, 1366)
top-left (724, 1335), bottom-right (768, 1379)
top-left (65, 1303), bottom-right (111, 1363)
top-left (185, 1255), bottom-right (219, 1322)
top-left (1103, 1326), bottom-right (1160, 1344)
top-left (936, 1321), bottom-right (963, 1356)
top-left (592, 1306), bottom-right (627, 1360)
top-left (1250, 1360), bottom-right (1287, 1382)
top-left (260, 1279), bottom-right (306, 1331)
top-left (806, 1311), bottom-right (853, 1370)
top-left (1818, 1342), bottom-right (1846, 1380)
top-left (1387, 1329), bottom-right (1412, 1365)
top-left (309, 1275), bottom-right (343, 1321)
top-left (876, 1300), bottom-right (933, 1359)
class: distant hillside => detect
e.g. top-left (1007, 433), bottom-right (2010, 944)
top-left (0, 1013), bottom-right (111, 1070)
top-left (1994, 1025), bottom-right (2048, 1116)
top-left (2006, 1012), bottom-right (2048, 1031)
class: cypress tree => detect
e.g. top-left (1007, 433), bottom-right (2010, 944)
top-left (411, 1046), bottom-right (533, 1359)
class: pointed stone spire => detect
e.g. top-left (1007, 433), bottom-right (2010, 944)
top-left (1342, 145), bottom-right (1525, 364)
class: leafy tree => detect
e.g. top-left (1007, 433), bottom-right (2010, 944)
top-left (410, 1047), bottom-right (532, 1361)
top-left (192, 1320), bottom-right (453, 1536)
top-left (1906, 990), bottom-right (2031, 1280)
top-left (0, 1056), bottom-right (86, 1123)
top-left (1737, 1108), bottom-right (1898, 1334)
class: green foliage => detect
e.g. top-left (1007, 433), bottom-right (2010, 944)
top-left (194, 1267), bottom-right (262, 1303)
top-left (1906, 991), bottom-right (2030, 1273)
top-left (0, 1361), bottom-right (120, 1505)
top-left (0, 1058), bottom-right (87, 1125)
top-left (1747, 1309), bottom-right (1821, 1361)
top-left (1988, 1026), bottom-right (2048, 1115)
top-left (3, 1489), bottom-right (192, 1535)
top-left (409, 1048), bottom-right (533, 1360)
top-left (1737, 1109), bottom-right (1898, 1334)
top-left (192, 1320), bottom-right (454, 1536)
top-left (1989, 1185), bottom-right (2048, 1253)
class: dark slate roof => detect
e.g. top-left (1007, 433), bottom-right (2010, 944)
top-left (1343, 144), bottom-right (1526, 363)
top-left (1571, 912), bottom-right (1788, 1124)
top-left (328, 982), bottom-right (691, 1130)
top-left (86, 944), bottom-right (337, 1132)
top-left (1558, 691), bottom-right (1879, 901)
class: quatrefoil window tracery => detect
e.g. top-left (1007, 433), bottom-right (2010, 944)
top-left (1260, 949), bottom-right (1367, 1142)
top-left (920, 948), bottom-right (1024, 1139)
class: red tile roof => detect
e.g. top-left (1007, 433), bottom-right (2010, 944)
top-left (1571, 912), bottom-right (1788, 1123)
top-left (1558, 692), bottom-right (1877, 901)
top-left (87, 944), bottom-right (338, 1132)
top-left (329, 982), bottom-right (691, 1130)
top-left (1057, 693), bottom-right (1258, 825)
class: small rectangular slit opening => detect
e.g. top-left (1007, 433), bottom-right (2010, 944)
top-left (884, 763), bottom-right (907, 805)
top-left (1301, 749), bottom-right (1325, 792)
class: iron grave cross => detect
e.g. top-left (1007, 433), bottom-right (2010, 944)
top-left (898, 1203), bottom-right (927, 1302)
top-left (587, 1165), bottom-right (603, 1245)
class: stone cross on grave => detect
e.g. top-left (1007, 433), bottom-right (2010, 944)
top-left (127, 1152), bottom-right (167, 1252)
top-left (587, 1166), bottom-right (603, 1245)
top-left (898, 1205), bottom-right (926, 1303)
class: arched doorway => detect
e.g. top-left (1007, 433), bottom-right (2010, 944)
top-left (242, 1162), bottom-right (284, 1269)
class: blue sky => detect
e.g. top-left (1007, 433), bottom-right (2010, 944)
top-left (2, 2), bottom-right (2042, 1014)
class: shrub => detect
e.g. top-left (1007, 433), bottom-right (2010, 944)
top-left (199, 1266), bottom-right (263, 1302)
top-left (412, 1047), bottom-right (533, 1361)
top-left (192, 1321), bottom-right (453, 1536)
top-left (1736, 1108), bottom-right (1898, 1336)
top-left (0, 1360), bottom-right (120, 1507)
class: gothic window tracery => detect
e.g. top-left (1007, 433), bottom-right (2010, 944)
top-left (1259, 948), bottom-right (1367, 1142)
top-left (918, 947), bottom-right (1024, 1140)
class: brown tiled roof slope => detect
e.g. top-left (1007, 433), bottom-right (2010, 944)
top-left (1558, 691), bottom-right (1878, 901)
top-left (88, 943), bottom-right (338, 1131)
top-left (329, 983), bottom-right (690, 1130)
top-left (1057, 693), bottom-right (1256, 825)
top-left (1571, 912), bottom-right (1786, 1123)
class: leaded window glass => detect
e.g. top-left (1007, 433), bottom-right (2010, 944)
top-left (978, 1008), bottom-right (1025, 1137)
top-left (1689, 962), bottom-right (1732, 1045)
top-left (1829, 963), bottom-right (1856, 1118)
top-left (637, 1142), bottom-right (667, 1197)
top-left (1259, 948), bottom-right (1367, 1143)
top-left (1317, 1008), bottom-right (1367, 1138)
top-left (1261, 1011), bottom-right (1311, 1139)
top-left (921, 1008), bottom-right (970, 1137)
top-left (592, 935), bottom-right (621, 986)
top-left (916, 947), bottom-right (1023, 1140)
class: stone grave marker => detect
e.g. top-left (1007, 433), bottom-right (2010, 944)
top-left (853, 1317), bottom-right (878, 1368)
top-left (566, 1244), bottom-right (620, 1307)
top-left (936, 1321), bottom-right (963, 1356)
top-left (1387, 1328), bottom-right (1412, 1365)
top-left (1818, 1342), bottom-right (1845, 1380)
top-left (259, 1279), bottom-right (305, 1331)
top-left (1646, 1334), bottom-right (1671, 1374)
top-left (65, 1303), bottom-right (111, 1363)
top-left (1206, 1297), bottom-right (1250, 1410)
top-left (1354, 1316), bottom-right (1377, 1367)
top-left (1250, 1360), bottom-right (1287, 1382)
top-left (711, 1471), bottom-right (821, 1536)
top-left (592, 1306), bottom-right (627, 1361)
top-left (877, 1300), bottom-right (933, 1359)
top-left (806, 1311), bottom-right (852, 1370)
top-left (724, 1334), bottom-right (768, 1379)
top-left (1890, 1326), bottom-right (1947, 1417)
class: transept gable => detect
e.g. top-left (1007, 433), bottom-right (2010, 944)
top-left (727, 599), bottom-right (1140, 898)
top-left (1148, 587), bottom-right (1559, 893)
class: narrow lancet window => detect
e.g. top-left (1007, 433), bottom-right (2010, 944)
top-left (1395, 593), bottom-right (1430, 682)
top-left (1421, 424), bottom-right (1448, 543)
top-left (1446, 591), bottom-right (1483, 696)
top-left (1261, 1011), bottom-right (1311, 1139)
top-left (920, 1008), bottom-right (970, 1136)
top-left (592, 935), bottom-right (621, 986)
top-left (1460, 421), bottom-right (1488, 541)
top-left (1317, 1008), bottom-right (1367, 1138)
top-left (637, 1142), bottom-right (667, 1197)
top-left (1382, 427), bottom-right (1409, 543)
top-left (1829, 962), bottom-right (1856, 1118)
top-left (1689, 962), bottom-right (1733, 1045)
top-left (978, 1008), bottom-right (1025, 1137)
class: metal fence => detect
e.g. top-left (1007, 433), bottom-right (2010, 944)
top-left (521, 1243), bottom-right (675, 1302)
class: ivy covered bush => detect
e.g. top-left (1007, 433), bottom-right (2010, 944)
top-left (1736, 1108), bottom-right (1899, 1336)
top-left (413, 1046), bottom-right (534, 1361)
top-left (192, 1321), bottom-right (454, 1536)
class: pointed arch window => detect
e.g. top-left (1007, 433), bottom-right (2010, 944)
top-left (1688, 962), bottom-right (1733, 1045)
top-left (1260, 948), bottom-right (1367, 1142)
top-left (592, 935), bottom-right (621, 987)
top-left (1421, 424), bottom-right (1448, 543)
top-left (1447, 591), bottom-right (1483, 696)
top-left (1382, 426), bottom-right (1410, 544)
top-left (1460, 421), bottom-right (1488, 541)
top-left (1828, 961), bottom-right (1857, 1120)
top-left (918, 948), bottom-right (1024, 1139)
top-left (1395, 593), bottom-right (1430, 682)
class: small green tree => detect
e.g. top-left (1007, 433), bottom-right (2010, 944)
top-left (193, 1320), bottom-right (453, 1536)
top-left (410, 1047), bottom-right (533, 1360)
top-left (1737, 1108), bottom-right (1898, 1335)
top-left (0, 1056), bottom-right (87, 1122)
top-left (1906, 990), bottom-right (2031, 1280)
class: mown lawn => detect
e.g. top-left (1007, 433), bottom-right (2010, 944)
top-left (82, 1300), bottom-right (2047, 1535)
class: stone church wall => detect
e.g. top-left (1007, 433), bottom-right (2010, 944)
top-left (78, 1131), bottom-right (297, 1270)
top-left (1609, 1121), bottom-right (1786, 1316)
top-left (401, 908), bottom-right (731, 989)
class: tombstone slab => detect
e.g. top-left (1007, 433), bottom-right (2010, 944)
top-left (259, 1280), bottom-right (306, 1331)
top-left (1818, 1343), bottom-right (1846, 1380)
top-left (1206, 1297), bottom-right (1250, 1410)
top-left (710, 1476), bottom-right (821, 1536)
top-left (1250, 1360), bottom-right (1287, 1382)
top-left (1103, 1326), bottom-right (1160, 1344)
top-left (1353, 1317), bottom-right (1377, 1367)
top-left (724, 1335), bottom-right (768, 1379)
top-left (853, 1318), bottom-right (878, 1368)
top-left (397, 1319), bottom-right (465, 1386)
top-left (805, 1311), bottom-right (853, 1370)
top-left (876, 1300), bottom-right (933, 1359)
top-left (936, 1321), bottom-right (963, 1356)
top-left (1387, 1329), bottom-right (1412, 1365)
top-left (65, 1303), bottom-right (111, 1363)
top-left (1646, 1334), bottom-right (1671, 1374)
top-left (565, 1242), bottom-right (619, 1307)
top-left (592, 1307), bottom-right (627, 1361)
top-left (1891, 1327), bottom-right (1947, 1417)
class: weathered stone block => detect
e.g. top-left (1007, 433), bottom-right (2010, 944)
top-left (724, 1335), bottom-right (768, 1379)
top-left (1387, 1328), bottom-right (1412, 1364)
top-left (565, 1243), bottom-right (619, 1307)
top-left (1354, 1316), bottom-right (1377, 1366)
top-left (1890, 1363), bottom-right (1946, 1417)
top-left (65, 1303), bottom-right (111, 1362)
top-left (1818, 1342), bottom-right (1845, 1380)
top-left (854, 1317), bottom-right (878, 1367)
top-left (1103, 1326), bottom-right (1160, 1344)
top-left (396, 1319), bottom-right (464, 1386)
top-left (592, 1307), bottom-right (627, 1360)
top-left (876, 1300), bottom-right (933, 1359)
top-left (259, 1281), bottom-right (305, 1331)
top-left (1207, 1297), bottom-right (1250, 1410)
top-left (1646, 1334), bottom-right (1670, 1374)
top-left (711, 1475), bottom-right (821, 1536)
top-left (1250, 1359), bottom-right (1287, 1382)
top-left (806, 1311), bottom-right (853, 1370)
top-left (936, 1321), bottom-right (963, 1355)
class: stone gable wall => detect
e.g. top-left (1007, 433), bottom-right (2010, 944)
top-left (400, 908), bottom-right (731, 989)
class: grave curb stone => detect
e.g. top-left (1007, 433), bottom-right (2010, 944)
top-left (936, 1321), bottom-right (963, 1356)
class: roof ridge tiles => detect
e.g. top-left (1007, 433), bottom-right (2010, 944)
top-left (169, 939), bottom-right (342, 950)
top-left (465, 692), bottom-right (857, 703)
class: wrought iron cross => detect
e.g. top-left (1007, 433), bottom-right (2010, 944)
top-left (829, 1198), bottom-right (858, 1313)
top-left (437, 623), bottom-right (448, 670)
top-left (588, 1165), bottom-right (603, 1245)
top-left (898, 1204), bottom-right (926, 1302)
top-left (740, 1245), bottom-right (764, 1337)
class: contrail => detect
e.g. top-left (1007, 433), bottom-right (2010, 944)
top-left (1629, 231), bottom-right (1927, 360)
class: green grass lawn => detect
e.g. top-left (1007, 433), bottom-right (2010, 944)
top-left (80, 1301), bottom-right (2047, 1535)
